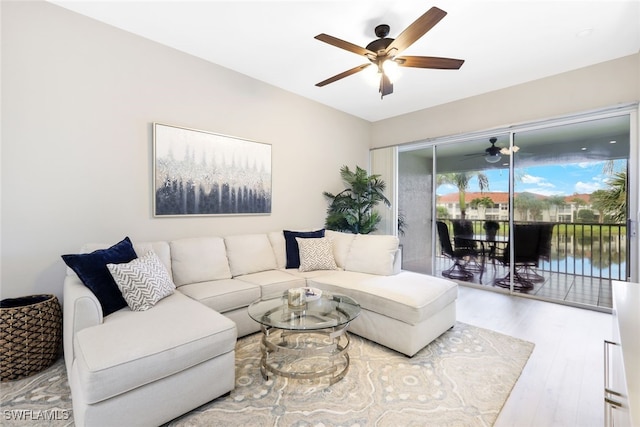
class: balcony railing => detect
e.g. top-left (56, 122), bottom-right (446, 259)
top-left (438, 219), bottom-right (628, 281)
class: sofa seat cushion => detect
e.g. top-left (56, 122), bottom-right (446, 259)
top-left (178, 279), bottom-right (260, 313)
top-left (307, 271), bottom-right (457, 325)
top-left (73, 291), bottom-right (236, 404)
top-left (283, 268), bottom-right (344, 280)
top-left (234, 270), bottom-right (305, 299)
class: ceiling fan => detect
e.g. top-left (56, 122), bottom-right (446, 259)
top-left (314, 6), bottom-right (465, 98)
top-left (467, 137), bottom-right (520, 163)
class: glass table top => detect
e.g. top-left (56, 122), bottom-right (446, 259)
top-left (248, 290), bottom-right (360, 331)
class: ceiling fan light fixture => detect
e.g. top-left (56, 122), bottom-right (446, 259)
top-left (382, 59), bottom-right (400, 82)
top-left (485, 153), bottom-right (502, 163)
top-left (362, 65), bottom-right (381, 87)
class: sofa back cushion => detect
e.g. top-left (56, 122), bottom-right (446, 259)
top-left (344, 234), bottom-right (399, 276)
top-left (170, 237), bottom-right (232, 286)
top-left (267, 231), bottom-right (287, 269)
top-left (133, 241), bottom-right (172, 278)
top-left (325, 230), bottom-right (356, 268)
top-left (224, 234), bottom-right (277, 277)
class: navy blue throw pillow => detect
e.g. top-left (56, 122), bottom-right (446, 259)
top-left (61, 237), bottom-right (138, 316)
top-left (283, 229), bottom-right (325, 269)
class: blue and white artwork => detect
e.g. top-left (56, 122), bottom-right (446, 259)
top-left (153, 123), bottom-right (271, 216)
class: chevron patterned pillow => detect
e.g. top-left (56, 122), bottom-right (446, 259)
top-left (107, 251), bottom-right (176, 311)
top-left (296, 237), bottom-right (338, 272)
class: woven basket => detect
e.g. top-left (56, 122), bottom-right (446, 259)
top-left (0, 294), bottom-right (62, 381)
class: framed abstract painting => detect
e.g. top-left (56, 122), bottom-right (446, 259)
top-left (153, 123), bottom-right (272, 216)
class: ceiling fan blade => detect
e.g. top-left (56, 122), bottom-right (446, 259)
top-left (379, 73), bottom-right (393, 98)
top-left (314, 34), bottom-right (375, 57)
top-left (385, 6), bottom-right (447, 56)
top-left (315, 64), bottom-right (372, 87)
top-left (397, 56), bottom-right (464, 69)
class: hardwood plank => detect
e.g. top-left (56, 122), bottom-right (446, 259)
top-left (456, 286), bottom-right (611, 427)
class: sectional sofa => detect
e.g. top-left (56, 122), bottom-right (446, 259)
top-left (62, 229), bottom-right (458, 426)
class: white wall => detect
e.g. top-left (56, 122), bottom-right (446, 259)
top-left (371, 54), bottom-right (640, 148)
top-left (3, 2), bottom-right (638, 302)
top-left (1, 1), bottom-right (371, 301)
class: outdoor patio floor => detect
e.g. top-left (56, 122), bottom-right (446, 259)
top-left (404, 256), bottom-right (614, 310)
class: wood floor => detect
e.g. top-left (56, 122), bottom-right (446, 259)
top-left (456, 286), bottom-right (612, 427)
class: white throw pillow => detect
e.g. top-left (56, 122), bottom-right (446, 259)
top-left (344, 234), bottom-right (399, 276)
top-left (224, 234), bottom-right (277, 276)
top-left (296, 237), bottom-right (338, 272)
top-left (107, 251), bottom-right (175, 311)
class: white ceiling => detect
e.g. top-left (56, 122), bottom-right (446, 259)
top-left (49, 0), bottom-right (639, 122)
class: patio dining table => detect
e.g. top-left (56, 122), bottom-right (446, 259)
top-left (456, 234), bottom-right (508, 280)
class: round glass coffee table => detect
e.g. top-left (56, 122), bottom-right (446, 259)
top-left (248, 289), bottom-right (360, 385)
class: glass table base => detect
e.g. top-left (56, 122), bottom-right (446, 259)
top-left (259, 324), bottom-right (351, 385)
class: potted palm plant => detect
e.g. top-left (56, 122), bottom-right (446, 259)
top-left (323, 165), bottom-right (390, 234)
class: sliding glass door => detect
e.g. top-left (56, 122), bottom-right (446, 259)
top-left (381, 108), bottom-right (636, 311)
top-left (511, 114), bottom-right (631, 308)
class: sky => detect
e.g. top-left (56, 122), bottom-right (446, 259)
top-left (437, 159), bottom-right (627, 197)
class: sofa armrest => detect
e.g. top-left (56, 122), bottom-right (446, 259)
top-left (63, 275), bottom-right (103, 373)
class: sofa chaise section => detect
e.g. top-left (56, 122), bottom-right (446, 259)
top-left (63, 274), bottom-right (237, 427)
top-left (274, 231), bottom-right (458, 356)
top-left (307, 270), bottom-right (457, 356)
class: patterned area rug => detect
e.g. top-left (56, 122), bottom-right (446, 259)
top-left (0, 322), bottom-right (533, 427)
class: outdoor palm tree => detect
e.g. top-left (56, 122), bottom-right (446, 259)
top-left (589, 190), bottom-right (608, 223)
top-left (438, 172), bottom-right (489, 219)
top-left (591, 171), bottom-right (627, 223)
top-left (323, 165), bottom-right (391, 234)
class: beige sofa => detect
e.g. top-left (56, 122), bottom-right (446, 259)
top-left (63, 230), bottom-right (457, 426)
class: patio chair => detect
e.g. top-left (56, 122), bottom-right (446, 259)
top-left (519, 223), bottom-right (554, 283)
top-left (494, 224), bottom-right (541, 290)
top-left (451, 219), bottom-right (475, 250)
top-left (451, 220), bottom-right (481, 271)
top-left (483, 220), bottom-right (501, 260)
top-left (436, 221), bottom-right (474, 281)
